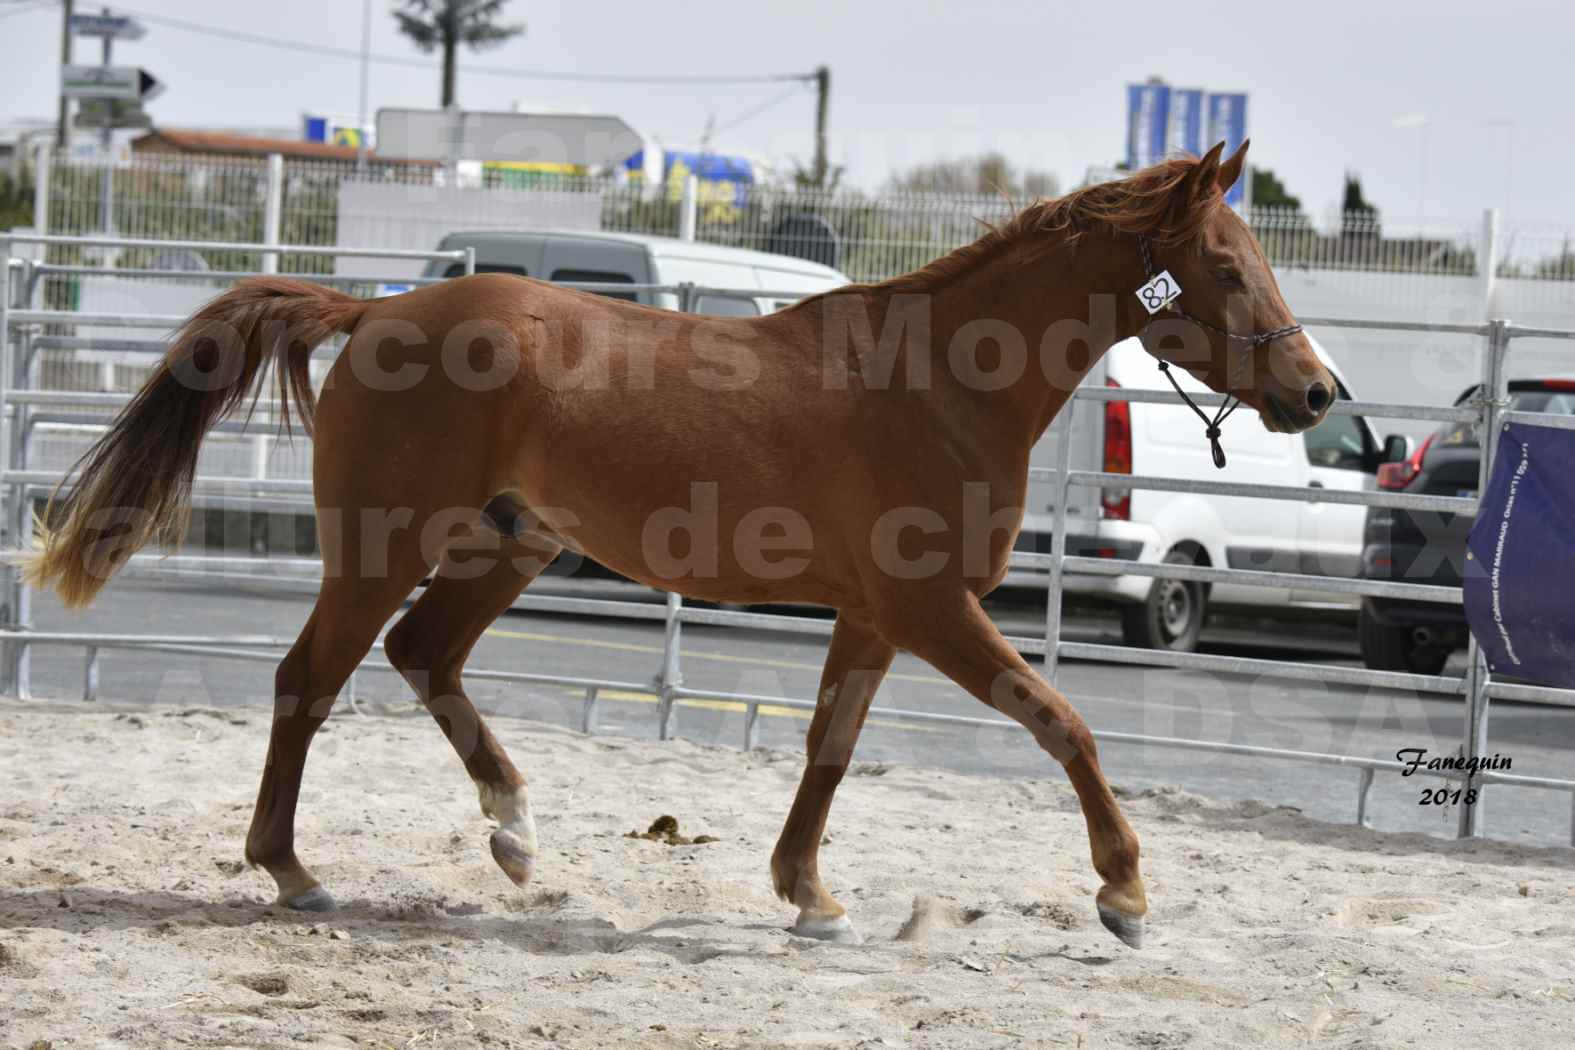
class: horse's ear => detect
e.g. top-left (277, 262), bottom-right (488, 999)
top-left (1188, 142), bottom-right (1225, 201)
top-left (1168, 142), bottom-right (1225, 224)
top-left (1217, 139), bottom-right (1249, 193)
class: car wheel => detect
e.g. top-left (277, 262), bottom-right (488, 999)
top-left (1121, 550), bottom-right (1206, 653)
top-left (1358, 606), bottom-right (1449, 675)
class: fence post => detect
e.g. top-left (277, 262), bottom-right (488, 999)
top-left (0, 236), bottom-right (17, 697)
top-left (655, 591), bottom-right (684, 741)
top-left (1042, 401), bottom-right (1078, 684)
top-left (678, 174), bottom-right (698, 242)
top-left (1355, 767), bottom-right (1375, 828)
top-left (261, 153), bottom-right (284, 275)
top-left (1458, 317), bottom-right (1510, 839)
top-left (32, 143), bottom-right (50, 235)
top-left (1479, 209), bottom-right (1499, 319)
top-left (83, 647), bottom-right (100, 702)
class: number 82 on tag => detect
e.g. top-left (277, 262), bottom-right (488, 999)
top-left (1137, 271), bottom-right (1181, 315)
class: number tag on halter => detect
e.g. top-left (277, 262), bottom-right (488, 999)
top-left (1136, 271), bottom-right (1181, 315)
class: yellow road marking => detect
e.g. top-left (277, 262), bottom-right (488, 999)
top-left (484, 625), bottom-right (949, 685)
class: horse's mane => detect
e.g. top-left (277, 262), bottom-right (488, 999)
top-left (860, 156), bottom-right (1221, 297)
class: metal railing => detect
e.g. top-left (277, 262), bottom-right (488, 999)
top-left (3, 231), bottom-right (1575, 847)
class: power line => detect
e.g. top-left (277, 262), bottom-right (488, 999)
top-left (713, 83), bottom-right (809, 135)
top-left (0, 0), bottom-right (59, 22)
top-left (114, 6), bottom-right (814, 86)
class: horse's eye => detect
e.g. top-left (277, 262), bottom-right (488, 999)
top-left (1213, 268), bottom-right (1245, 287)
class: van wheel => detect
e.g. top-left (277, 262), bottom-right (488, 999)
top-left (1359, 606), bottom-right (1449, 675)
top-left (1121, 550), bottom-right (1206, 653)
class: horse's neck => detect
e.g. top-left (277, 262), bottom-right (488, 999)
top-left (882, 231), bottom-right (1142, 446)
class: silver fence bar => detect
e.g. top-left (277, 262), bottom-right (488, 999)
top-left (1457, 319), bottom-right (1511, 838)
top-left (1059, 555), bottom-right (1463, 604)
top-left (1056, 639), bottom-right (1462, 693)
top-left (1043, 402), bottom-right (1077, 682)
top-left (31, 265), bottom-right (454, 287)
top-left (1071, 384), bottom-right (1479, 425)
top-left (1054, 468), bottom-right (1476, 515)
top-left (9, 627), bottom-right (1568, 797)
top-left (5, 232), bottom-right (470, 264)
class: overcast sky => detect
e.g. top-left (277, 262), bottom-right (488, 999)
top-left (3, 0), bottom-right (1569, 229)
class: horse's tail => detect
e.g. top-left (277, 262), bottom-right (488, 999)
top-left (20, 277), bottom-right (368, 609)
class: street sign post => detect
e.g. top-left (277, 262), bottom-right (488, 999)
top-left (60, 11), bottom-right (162, 234)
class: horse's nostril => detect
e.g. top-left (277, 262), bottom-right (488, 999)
top-left (1305, 381), bottom-right (1332, 416)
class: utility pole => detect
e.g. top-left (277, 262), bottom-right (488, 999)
top-left (812, 64), bottom-right (830, 188)
top-left (55, 0), bottom-right (75, 148)
top-left (356, 0), bottom-right (371, 172)
top-left (98, 6), bottom-right (114, 233)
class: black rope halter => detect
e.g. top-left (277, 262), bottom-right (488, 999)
top-left (1137, 237), bottom-right (1305, 468)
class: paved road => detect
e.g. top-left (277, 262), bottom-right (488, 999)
top-left (20, 573), bottom-right (1575, 849)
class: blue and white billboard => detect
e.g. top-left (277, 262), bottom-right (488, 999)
top-left (1126, 82), bottom-right (1250, 207)
top-left (1166, 88), bottom-right (1205, 158)
top-left (1125, 82), bottom-right (1171, 170)
top-left (1205, 92), bottom-right (1249, 206)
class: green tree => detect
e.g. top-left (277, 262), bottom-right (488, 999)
top-left (1250, 168), bottom-right (1301, 211)
top-left (1341, 173), bottom-right (1378, 220)
top-left (1535, 240), bottom-right (1575, 280)
top-left (0, 168), bottom-right (33, 231)
top-left (393, 0), bottom-right (525, 108)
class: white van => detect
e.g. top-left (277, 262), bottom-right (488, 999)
top-left (418, 229), bottom-right (850, 314)
top-left (1018, 336), bottom-right (1391, 651)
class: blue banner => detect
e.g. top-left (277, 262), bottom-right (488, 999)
top-left (1205, 92), bottom-right (1249, 205)
top-left (1463, 423), bottom-right (1575, 688)
top-left (1126, 82), bottom-right (1171, 170)
top-left (1166, 88), bottom-right (1205, 158)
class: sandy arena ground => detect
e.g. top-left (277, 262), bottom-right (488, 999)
top-left (1, 699), bottom-right (1572, 1049)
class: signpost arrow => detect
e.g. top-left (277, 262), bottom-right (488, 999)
top-left (61, 65), bottom-right (163, 102)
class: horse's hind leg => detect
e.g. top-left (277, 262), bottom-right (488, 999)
top-left (384, 531), bottom-right (561, 890)
top-left (247, 557), bottom-right (427, 910)
top-left (771, 612), bottom-right (895, 944)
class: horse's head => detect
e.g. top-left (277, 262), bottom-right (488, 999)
top-left (1135, 141), bottom-right (1334, 435)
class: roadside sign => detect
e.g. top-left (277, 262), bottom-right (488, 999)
top-left (1206, 93), bottom-right (1249, 206)
top-left (69, 12), bottom-right (146, 40)
top-left (74, 98), bottom-right (153, 129)
top-left (61, 65), bottom-right (163, 102)
top-left (1125, 82), bottom-right (1170, 170)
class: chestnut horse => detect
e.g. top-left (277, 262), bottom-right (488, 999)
top-left (23, 141), bottom-right (1332, 948)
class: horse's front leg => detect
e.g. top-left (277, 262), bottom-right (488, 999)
top-left (879, 591), bottom-right (1148, 948)
top-left (771, 612), bottom-right (895, 944)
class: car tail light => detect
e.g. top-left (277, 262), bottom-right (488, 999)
top-left (1102, 378), bottom-right (1131, 520)
top-left (1377, 432), bottom-right (1437, 491)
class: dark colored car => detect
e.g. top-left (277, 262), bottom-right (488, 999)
top-left (1359, 379), bottom-right (1575, 673)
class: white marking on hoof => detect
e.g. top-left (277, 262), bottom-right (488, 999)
top-left (281, 885), bottom-right (337, 912)
top-left (1097, 902), bottom-right (1145, 949)
top-left (478, 783), bottom-right (538, 886)
top-left (490, 828), bottom-right (536, 887)
top-left (791, 912), bottom-right (862, 945)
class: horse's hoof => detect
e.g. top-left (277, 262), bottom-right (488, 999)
top-left (281, 885), bottom-right (338, 913)
top-left (490, 829), bottom-right (536, 888)
top-left (1097, 902), bottom-right (1145, 949)
top-left (791, 912), bottom-right (863, 945)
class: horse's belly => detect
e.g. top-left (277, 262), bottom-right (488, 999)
top-left (510, 441), bottom-right (850, 607)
